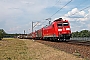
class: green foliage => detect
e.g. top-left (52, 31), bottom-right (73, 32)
top-left (0, 29), bottom-right (6, 40)
top-left (0, 31), bottom-right (3, 40)
top-left (72, 30), bottom-right (90, 37)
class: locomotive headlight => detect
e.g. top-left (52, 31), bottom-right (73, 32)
top-left (66, 28), bottom-right (70, 30)
top-left (58, 29), bottom-right (62, 31)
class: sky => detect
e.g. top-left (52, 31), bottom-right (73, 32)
top-left (0, 0), bottom-right (90, 34)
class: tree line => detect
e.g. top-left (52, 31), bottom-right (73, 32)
top-left (0, 29), bottom-right (26, 40)
top-left (72, 30), bottom-right (90, 37)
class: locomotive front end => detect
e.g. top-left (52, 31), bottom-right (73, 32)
top-left (56, 19), bottom-right (71, 40)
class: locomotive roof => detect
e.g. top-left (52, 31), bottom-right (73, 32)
top-left (54, 18), bottom-right (68, 22)
top-left (54, 18), bottom-right (62, 21)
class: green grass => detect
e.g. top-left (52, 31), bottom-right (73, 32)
top-left (0, 38), bottom-right (29, 60)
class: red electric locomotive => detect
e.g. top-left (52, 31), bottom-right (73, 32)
top-left (34, 18), bottom-right (71, 41)
top-left (19, 18), bottom-right (71, 41)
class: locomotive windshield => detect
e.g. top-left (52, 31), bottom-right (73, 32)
top-left (57, 23), bottom-right (62, 26)
top-left (63, 22), bottom-right (69, 26)
top-left (57, 22), bottom-right (69, 26)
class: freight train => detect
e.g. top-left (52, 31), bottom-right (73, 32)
top-left (18, 18), bottom-right (72, 41)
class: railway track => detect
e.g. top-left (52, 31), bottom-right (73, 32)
top-left (36, 39), bottom-right (90, 59)
top-left (37, 39), bottom-right (90, 46)
top-left (66, 40), bottom-right (90, 46)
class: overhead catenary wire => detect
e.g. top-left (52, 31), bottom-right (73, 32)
top-left (76, 6), bottom-right (90, 21)
top-left (50, 0), bottom-right (73, 18)
top-left (69, 6), bottom-right (90, 17)
top-left (32, 0), bottom-right (62, 30)
top-left (66, 5), bottom-right (90, 22)
top-left (61, 0), bottom-right (89, 17)
top-left (55, 0), bottom-right (61, 6)
top-left (40, 0), bottom-right (89, 25)
top-left (44, 0), bottom-right (73, 26)
top-left (75, 0), bottom-right (88, 8)
top-left (31, 0), bottom-right (90, 33)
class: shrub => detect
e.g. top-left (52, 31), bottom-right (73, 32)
top-left (0, 31), bottom-right (3, 40)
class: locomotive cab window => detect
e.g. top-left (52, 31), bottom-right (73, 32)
top-left (57, 23), bottom-right (62, 26)
top-left (63, 22), bottom-right (69, 26)
top-left (57, 22), bottom-right (69, 26)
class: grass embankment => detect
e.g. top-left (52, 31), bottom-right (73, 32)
top-left (0, 38), bottom-right (85, 60)
top-left (0, 38), bottom-right (28, 60)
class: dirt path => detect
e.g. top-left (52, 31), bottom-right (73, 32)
top-left (21, 39), bottom-right (85, 60)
